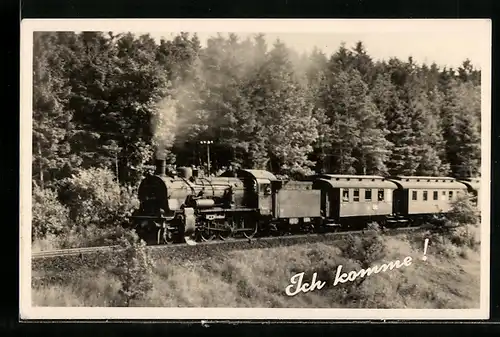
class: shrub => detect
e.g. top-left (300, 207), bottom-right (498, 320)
top-left (422, 223), bottom-right (480, 259)
top-left (59, 167), bottom-right (139, 229)
top-left (109, 229), bottom-right (155, 306)
top-left (448, 224), bottom-right (480, 250)
top-left (32, 183), bottom-right (71, 241)
top-left (56, 224), bottom-right (128, 249)
top-left (32, 167), bottom-right (141, 250)
top-left (342, 225), bottom-right (388, 269)
top-left (32, 233), bottom-right (60, 252)
top-left (446, 193), bottom-right (479, 226)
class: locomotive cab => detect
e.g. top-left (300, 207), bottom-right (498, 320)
top-left (220, 169), bottom-right (277, 215)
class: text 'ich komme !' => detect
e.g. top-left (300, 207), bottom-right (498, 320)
top-left (285, 256), bottom-right (414, 296)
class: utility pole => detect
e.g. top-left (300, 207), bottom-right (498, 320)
top-left (199, 140), bottom-right (213, 175)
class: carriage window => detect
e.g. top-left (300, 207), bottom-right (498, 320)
top-left (353, 189), bottom-right (360, 202)
top-left (449, 191), bottom-right (454, 201)
top-left (423, 191), bottom-right (428, 201)
top-left (365, 189), bottom-right (372, 201)
top-left (378, 189), bottom-right (384, 201)
top-left (342, 189), bottom-right (349, 202)
top-left (412, 191), bottom-right (418, 201)
top-left (433, 191), bottom-right (438, 200)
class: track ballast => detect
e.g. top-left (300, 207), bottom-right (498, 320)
top-left (32, 225), bottom-right (430, 260)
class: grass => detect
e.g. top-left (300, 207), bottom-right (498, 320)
top-left (32, 224), bottom-right (481, 309)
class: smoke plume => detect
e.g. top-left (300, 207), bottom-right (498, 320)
top-left (151, 95), bottom-right (178, 160)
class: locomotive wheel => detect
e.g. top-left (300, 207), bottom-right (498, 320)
top-left (198, 222), bottom-right (216, 242)
top-left (243, 219), bottom-right (258, 239)
top-left (218, 221), bottom-right (233, 241)
top-left (156, 225), bottom-right (174, 245)
top-left (156, 228), bottom-right (163, 245)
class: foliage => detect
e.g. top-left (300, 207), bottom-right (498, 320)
top-left (342, 224), bottom-right (388, 269)
top-left (448, 224), bottom-right (480, 250)
top-left (446, 193), bottom-right (480, 225)
top-left (32, 32), bottom-right (481, 181)
top-left (59, 167), bottom-right (139, 228)
top-left (32, 183), bottom-right (71, 240)
top-left (110, 229), bottom-right (155, 306)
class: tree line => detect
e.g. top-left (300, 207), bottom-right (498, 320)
top-left (33, 31), bottom-right (481, 190)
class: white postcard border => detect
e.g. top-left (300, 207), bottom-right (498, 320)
top-left (20, 19), bottom-right (492, 320)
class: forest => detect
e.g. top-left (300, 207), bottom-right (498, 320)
top-left (31, 31), bottom-right (481, 246)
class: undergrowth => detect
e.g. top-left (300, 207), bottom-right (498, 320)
top-left (33, 222), bottom-right (481, 308)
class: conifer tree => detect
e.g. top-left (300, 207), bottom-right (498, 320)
top-left (403, 78), bottom-right (449, 176)
top-left (32, 32), bottom-right (75, 188)
top-left (372, 73), bottom-right (417, 175)
top-left (442, 80), bottom-right (481, 177)
top-left (263, 41), bottom-right (319, 176)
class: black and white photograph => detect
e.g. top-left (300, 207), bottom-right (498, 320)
top-left (20, 19), bottom-right (491, 320)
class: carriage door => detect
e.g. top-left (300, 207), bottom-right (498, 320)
top-left (392, 189), bottom-right (407, 215)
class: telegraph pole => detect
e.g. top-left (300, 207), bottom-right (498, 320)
top-left (199, 140), bottom-right (213, 175)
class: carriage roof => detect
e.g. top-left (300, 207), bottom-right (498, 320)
top-left (388, 176), bottom-right (467, 190)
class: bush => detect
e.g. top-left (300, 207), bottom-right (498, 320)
top-left (448, 224), bottom-right (480, 250)
top-left (342, 224), bottom-right (388, 269)
top-left (59, 167), bottom-right (139, 229)
top-left (109, 229), bottom-right (155, 306)
top-left (446, 193), bottom-right (479, 226)
top-left (56, 224), bottom-right (128, 249)
top-left (32, 183), bottom-right (71, 241)
top-left (32, 167), bottom-right (141, 250)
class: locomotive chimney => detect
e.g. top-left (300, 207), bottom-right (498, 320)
top-left (155, 159), bottom-right (167, 176)
top-left (192, 166), bottom-right (199, 178)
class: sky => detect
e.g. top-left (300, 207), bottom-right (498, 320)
top-left (146, 30), bottom-right (486, 70)
top-left (26, 19), bottom-right (490, 70)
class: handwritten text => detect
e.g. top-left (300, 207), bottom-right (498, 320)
top-left (285, 272), bottom-right (326, 296)
top-left (285, 256), bottom-right (413, 296)
top-left (334, 256), bottom-right (413, 286)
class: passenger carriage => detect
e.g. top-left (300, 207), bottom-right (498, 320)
top-left (387, 176), bottom-right (468, 225)
top-left (308, 174), bottom-right (397, 229)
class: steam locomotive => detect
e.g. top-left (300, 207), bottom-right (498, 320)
top-left (129, 159), bottom-right (481, 245)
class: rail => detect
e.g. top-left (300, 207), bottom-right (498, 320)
top-left (31, 225), bottom-right (427, 260)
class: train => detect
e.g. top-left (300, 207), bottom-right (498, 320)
top-left (129, 159), bottom-right (481, 245)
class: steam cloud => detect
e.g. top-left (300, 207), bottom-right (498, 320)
top-left (151, 81), bottom-right (208, 161)
top-left (152, 96), bottom-right (178, 160)
top-left (150, 33), bottom-right (309, 163)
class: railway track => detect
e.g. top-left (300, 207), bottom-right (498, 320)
top-left (32, 245), bottom-right (120, 258)
top-left (32, 225), bottom-right (430, 260)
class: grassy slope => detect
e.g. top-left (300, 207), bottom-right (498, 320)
top-left (32, 226), bottom-right (481, 309)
